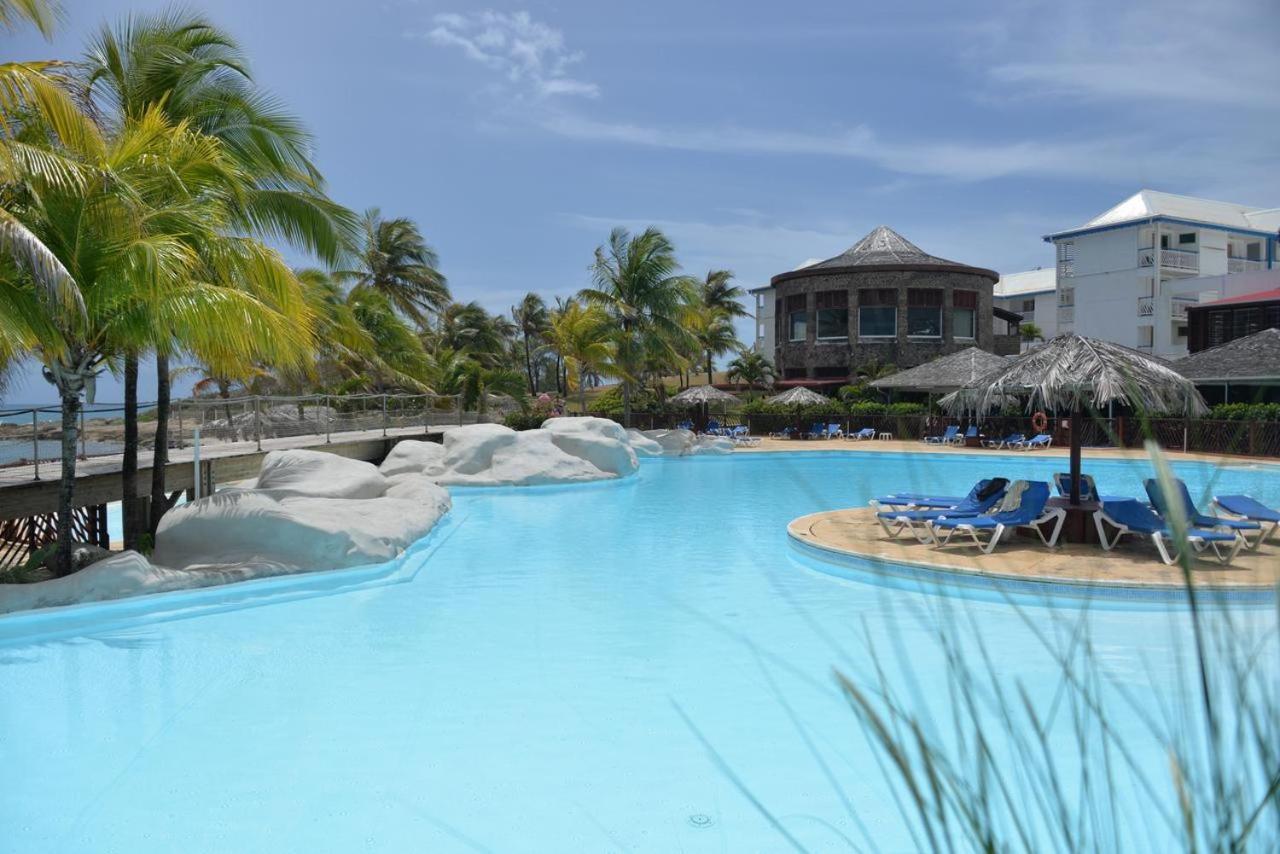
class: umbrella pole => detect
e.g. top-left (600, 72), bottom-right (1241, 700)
top-left (1070, 403), bottom-right (1082, 506)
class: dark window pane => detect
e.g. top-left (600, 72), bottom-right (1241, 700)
top-left (859, 306), bottom-right (896, 337)
top-left (860, 288), bottom-right (897, 307)
top-left (953, 307), bottom-right (976, 338)
top-left (953, 290), bottom-right (978, 309)
top-left (907, 306), bottom-right (942, 337)
top-left (908, 288), bottom-right (942, 307)
top-left (816, 307), bottom-right (849, 339)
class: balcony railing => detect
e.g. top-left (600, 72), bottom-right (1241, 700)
top-left (1057, 305), bottom-right (1074, 325)
top-left (1138, 247), bottom-right (1199, 273)
top-left (1137, 296), bottom-right (1154, 317)
top-left (1228, 256), bottom-right (1266, 273)
top-left (1171, 296), bottom-right (1198, 320)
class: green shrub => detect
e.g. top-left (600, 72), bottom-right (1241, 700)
top-left (1209, 402), bottom-right (1280, 421)
top-left (503, 411), bottom-right (545, 430)
top-left (886, 402), bottom-right (925, 416)
top-left (848, 401), bottom-right (887, 416)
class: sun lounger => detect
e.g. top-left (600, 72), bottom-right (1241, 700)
top-left (1051, 472), bottom-right (1128, 504)
top-left (955, 425), bottom-right (978, 445)
top-left (871, 478), bottom-right (1007, 512)
top-left (827, 423), bottom-right (843, 439)
top-left (982, 432), bottom-right (1023, 449)
top-left (928, 481), bottom-right (1065, 553)
top-left (923, 425), bottom-right (958, 445)
top-left (876, 478), bottom-right (1009, 543)
top-left (1015, 433), bottom-right (1052, 450)
top-left (1212, 495), bottom-right (1279, 549)
top-left (848, 427), bottom-right (876, 441)
top-left (1093, 499), bottom-right (1243, 565)
top-left (1144, 478), bottom-right (1261, 542)
top-left (808, 422), bottom-right (828, 439)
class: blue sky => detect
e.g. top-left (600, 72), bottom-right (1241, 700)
top-left (6, 0), bottom-right (1278, 403)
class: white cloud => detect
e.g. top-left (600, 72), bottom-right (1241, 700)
top-left (414, 10), bottom-right (599, 100)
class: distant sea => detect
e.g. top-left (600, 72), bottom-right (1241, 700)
top-left (0, 403), bottom-right (155, 425)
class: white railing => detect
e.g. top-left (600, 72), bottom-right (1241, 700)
top-left (1228, 257), bottom-right (1266, 273)
top-left (1057, 305), bottom-right (1074, 325)
top-left (1138, 247), bottom-right (1199, 273)
top-left (1137, 296), bottom-right (1154, 317)
top-left (1171, 296), bottom-right (1198, 320)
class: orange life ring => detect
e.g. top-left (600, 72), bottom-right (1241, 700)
top-left (1031, 411), bottom-right (1049, 432)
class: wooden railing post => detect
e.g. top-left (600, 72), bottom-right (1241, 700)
top-left (31, 410), bottom-right (39, 481)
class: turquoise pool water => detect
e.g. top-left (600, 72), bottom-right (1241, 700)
top-left (1, 451), bottom-right (1276, 852)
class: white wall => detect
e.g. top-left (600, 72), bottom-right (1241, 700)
top-left (752, 287), bottom-right (775, 357)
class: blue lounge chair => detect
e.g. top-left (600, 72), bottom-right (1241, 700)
top-left (871, 478), bottom-right (1005, 511)
top-left (956, 425), bottom-right (978, 445)
top-left (827, 423), bottom-right (843, 439)
top-left (928, 481), bottom-right (1065, 553)
top-left (1051, 472), bottom-right (1128, 504)
top-left (923, 425), bottom-right (958, 445)
top-left (982, 432), bottom-right (1023, 449)
top-left (1093, 499), bottom-right (1244, 565)
top-left (1144, 478), bottom-right (1261, 543)
top-left (1016, 433), bottom-right (1052, 450)
top-left (1212, 495), bottom-right (1279, 549)
top-left (808, 422), bottom-right (828, 439)
top-left (848, 427), bottom-right (876, 441)
top-left (676, 420), bottom-right (693, 431)
top-left (876, 478), bottom-right (1009, 543)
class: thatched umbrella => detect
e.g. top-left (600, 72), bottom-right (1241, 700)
top-left (670, 385), bottom-right (740, 406)
top-left (765, 386), bottom-right (829, 407)
top-left (940, 335), bottom-right (1206, 505)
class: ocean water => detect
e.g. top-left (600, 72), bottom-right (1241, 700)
top-left (0, 451), bottom-right (1275, 852)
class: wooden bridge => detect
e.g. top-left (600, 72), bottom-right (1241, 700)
top-left (0, 425), bottom-right (444, 566)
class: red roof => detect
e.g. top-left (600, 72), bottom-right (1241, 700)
top-left (1191, 287), bottom-right (1280, 309)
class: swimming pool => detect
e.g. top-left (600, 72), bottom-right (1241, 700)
top-left (1, 451), bottom-right (1276, 851)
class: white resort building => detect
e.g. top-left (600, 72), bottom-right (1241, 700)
top-left (1038, 190), bottom-right (1280, 358)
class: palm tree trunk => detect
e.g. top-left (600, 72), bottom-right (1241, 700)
top-left (122, 350), bottom-right (140, 551)
top-left (149, 351), bottom-right (171, 536)
top-left (523, 337), bottom-right (535, 394)
top-left (55, 383), bottom-right (82, 576)
top-left (578, 362), bottom-right (588, 414)
top-left (706, 351), bottom-right (714, 386)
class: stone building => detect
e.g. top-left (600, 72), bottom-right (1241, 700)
top-left (755, 226), bottom-right (1020, 385)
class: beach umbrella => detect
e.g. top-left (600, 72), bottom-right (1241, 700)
top-left (765, 386), bottom-right (829, 407)
top-left (669, 385), bottom-right (740, 406)
top-left (940, 334), bottom-right (1206, 505)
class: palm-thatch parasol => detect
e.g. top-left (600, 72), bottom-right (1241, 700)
top-left (669, 385), bottom-right (740, 406)
top-left (765, 386), bottom-right (830, 407)
top-left (940, 334), bottom-right (1206, 505)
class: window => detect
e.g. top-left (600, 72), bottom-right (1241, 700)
top-left (1056, 241), bottom-right (1075, 278)
top-left (815, 290), bottom-right (849, 340)
top-left (1207, 310), bottom-right (1228, 348)
top-left (813, 365), bottom-right (846, 379)
top-left (774, 298), bottom-right (783, 341)
top-left (783, 367), bottom-right (806, 380)
top-left (786, 294), bottom-right (807, 342)
top-left (1020, 298), bottom-right (1036, 313)
top-left (858, 289), bottom-right (897, 338)
top-left (1247, 241), bottom-right (1263, 261)
top-left (1178, 232), bottom-right (1196, 245)
top-left (1233, 307), bottom-right (1262, 340)
top-left (906, 289), bottom-right (942, 338)
top-left (953, 290), bottom-right (977, 339)
top-left (1058, 287), bottom-right (1075, 308)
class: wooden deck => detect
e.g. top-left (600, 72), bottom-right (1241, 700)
top-left (0, 425), bottom-right (445, 521)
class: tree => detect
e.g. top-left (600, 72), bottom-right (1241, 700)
top-left (80, 10), bottom-right (353, 539)
top-left (511, 292), bottom-right (549, 393)
top-left (0, 0), bottom-right (57, 36)
top-left (582, 227), bottom-right (694, 427)
top-left (433, 301), bottom-right (508, 366)
top-left (687, 303), bottom-right (741, 385)
top-left (726, 350), bottom-right (775, 390)
top-left (1, 108), bottom-right (313, 573)
top-left (341, 208), bottom-right (448, 326)
top-left (546, 300), bottom-right (613, 413)
top-left (697, 269), bottom-right (749, 319)
top-left (1020, 322), bottom-right (1044, 343)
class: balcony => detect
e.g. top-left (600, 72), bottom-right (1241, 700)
top-left (1137, 296), bottom-right (1154, 317)
top-left (1057, 305), bottom-right (1074, 326)
top-left (1228, 256), bottom-right (1266, 273)
top-left (1171, 296), bottom-right (1198, 320)
top-left (1138, 247), bottom-right (1198, 274)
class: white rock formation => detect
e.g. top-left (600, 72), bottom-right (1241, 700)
top-left (626, 429), bottom-right (665, 457)
top-left (540, 417), bottom-right (639, 477)
top-left (255, 448), bottom-right (387, 499)
top-left (379, 440), bottom-right (447, 477)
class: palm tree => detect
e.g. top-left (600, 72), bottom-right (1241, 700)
top-left (582, 227), bottom-right (694, 427)
top-left (341, 208), bottom-right (448, 325)
top-left (511, 292), bottom-right (549, 393)
top-left (687, 303), bottom-right (741, 385)
top-left (726, 350), bottom-right (775, 390)
top-left (547, 300), bottom-right (613, 412)
top-left (697, 269), bottom-right (749, 319)
top-left (1020, 322), bottom-right (1044, 343)
top-left (80, 10), bottom-right (354, 539)
top-left (433, 301), bottom-right (508, 366)
top-left (1, 108), bottom-right (313, 573)
top-left (344, 287), bottom-right (432, 392)
top-left (0, 0), bottom-right (57, 36)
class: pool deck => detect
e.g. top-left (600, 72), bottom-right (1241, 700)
top-left (789, 507), bottom-right (1279, 593)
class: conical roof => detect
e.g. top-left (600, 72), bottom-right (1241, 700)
top-left (770, 226), bottom-right (997, 284)
top-left (811, 226), bottom-right (963, 269)
top-left (870, 347), bottom-right (1012, 393)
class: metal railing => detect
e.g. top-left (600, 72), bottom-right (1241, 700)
top-left (1228, 257), bottom-right (1266, 273)
top-left (0, 393), bottom-right (517, 478)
